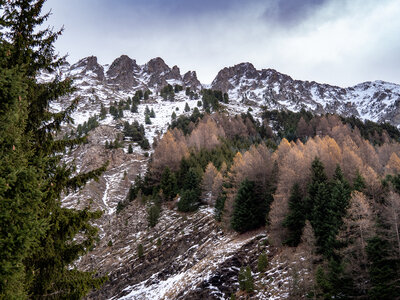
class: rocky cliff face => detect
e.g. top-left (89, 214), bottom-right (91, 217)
top-left (183, 71), bottom-right (201, 90)
top-left (106, 55), bottom-right (140, 88)
top-left (70, 56), bottom-right (105, 82)
top-left (66, 55), bottom-right (201, 92)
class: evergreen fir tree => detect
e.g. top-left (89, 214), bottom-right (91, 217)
top-left (238, 266), bottom-right (254, 293)
top-left (128, 144), bottom-right (133, 154)
top-left (171, 111), bottom-right (177, 120)
top-left (131, 102), bottom-right (138, 113)
top-left (311, 180), bottom-right (334, 257)
top-left (353, 171), bottom-right (366, 192)
top-left (0, 22), bottom-right (45, 298)
top-left (150, 108), bottom-right (155, 118)
top-left (177, 189), bottom-right (199, 212)
top-left (231, 179), bottom-right (264, 233)
top-left (144, 89), bottom-right (150, 100)
top-left (258, 252), bottom-right (268, 272)
top-left (214, 190), bottom-right (227, 221)
top-left (184, 102), bottom-right (190, 112)
top-left (366, 236), bottom-right (400, 299)
top-left (145, 114), bottom-right (151, 125)
top-left (137, 244), bottom-right (144, 259)
top-left (145, 105), bottom-right (150, 115)
top-left (331, 165), bottom-right (351, 228)
top-left (100, 103), bottom-right (107, 119)
top-left (177, 168), bottom-right (201, 212)
top-left (283, 183), bottom-right (306, 247)
top-left (0, 1), bottom-right (107, 297)
top-left (140, 138), bottom-right (150, 150)
top-left (147, 204), bottom-right (161, 228)
top-left (316, 259), bottom-right (353, 299)
top-left (305, 157), bottom-right (327, 217)
top-left (160, 167), bottom-right (177, 201)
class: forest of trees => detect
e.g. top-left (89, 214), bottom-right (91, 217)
top-left (0, 1), bottom-right (107, 298)
top-left (125, 109), bottom-right (400, 299)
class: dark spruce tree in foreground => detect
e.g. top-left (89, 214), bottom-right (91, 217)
top-left (0, 1), bottom-right (107, 298)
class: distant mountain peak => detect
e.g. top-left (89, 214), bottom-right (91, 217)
top-left (70, 55), bottom-right (105, 81)
top-left (106, 55), bottom-right (140, 88)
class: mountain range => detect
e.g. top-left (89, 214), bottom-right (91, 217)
top-left (54, 54), bottom-right (400, 126)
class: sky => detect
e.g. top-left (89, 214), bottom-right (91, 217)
top-left (43, 0), bottom-right (400, 87)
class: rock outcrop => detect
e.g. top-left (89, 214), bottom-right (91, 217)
top-left (106, 55), bottom-right (140, 88)
top-left (70, 56), bottom-right (105, 81)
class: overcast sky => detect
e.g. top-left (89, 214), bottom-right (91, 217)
top-left (43, 0), bottom-right (400, 87)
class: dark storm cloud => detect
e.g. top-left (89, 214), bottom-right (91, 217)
top-left (263, 0), bottom-right (334, 27)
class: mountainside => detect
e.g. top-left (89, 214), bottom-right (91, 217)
top-left (45, 55), bottom-right (400, 300)
top-left (211, 62), bottom-right (400, 125)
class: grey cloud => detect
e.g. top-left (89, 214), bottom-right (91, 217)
top-left (263, 0), bottom-right (334, 27)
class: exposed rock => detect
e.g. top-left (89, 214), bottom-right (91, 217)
top-left (70, 56), bottom-right (105, 81)
top-left (211, 62), bottom-right (258, 93)
top-left (144, 57), bottom-right (184, 89)
top-left (145, 57), bottom-right (170, 75)
top-left (183, 71), bottom-right (202, 90)
top-left (167, 65), bottom-right (182, 81)
top-left (106, 55), bottom-right (140, 88)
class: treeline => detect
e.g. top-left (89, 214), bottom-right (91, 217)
top-left (263, 109), bottom-right (400, 145)
top-left (123, 109), bottom-right (400, 299)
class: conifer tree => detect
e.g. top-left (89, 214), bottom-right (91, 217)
top-left (366, 236), bottom-right (400, 299)
top-left (160, 167), bottom-right (177, 201)
top-left (185, 102), bottom-right (190, 112)
top-left (145, 114), bottom-right (151, 125)
top-left (331, 165), bottom-right (351, 228)
top-left (353, 171), bottom-right (366, 192)
top-left (283, 183), bottom-right (306, 247)
top-left (0, 15), bottom-right (45, 297)
top-left (258, 252), bottom-right (268, 272)
top-left (238, 266), bottom-right (254, 293)
top-left (1, 1), bottom-right (107, 297)
top-left (305, 157), bottom-right (327, 216)
top-left (150, 108), bottom-right (155, 118)
top-left (147, 204), bottom-right (161, 228)
top-left (177, 168), bottom-right (201, 212)
top-left (131, 102), bottom-right (138, 113)
top-left (100, 103), bottom-right (107, 119)
top-left (231, 178), bottom-right (266, 233)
